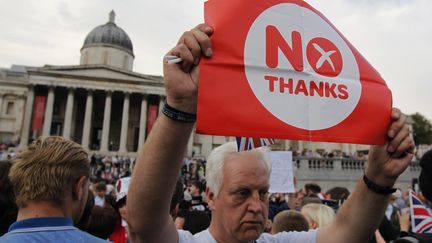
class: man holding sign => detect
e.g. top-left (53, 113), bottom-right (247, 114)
top-left (127, 22), bottom-right (415, 243)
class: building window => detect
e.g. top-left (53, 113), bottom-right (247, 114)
top-left (6, 101), bottom-right (14, 115)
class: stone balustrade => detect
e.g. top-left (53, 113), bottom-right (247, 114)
top-left (293, 157), bottom-right (420, 191)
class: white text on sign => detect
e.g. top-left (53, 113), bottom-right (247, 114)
top-left (264, 25), bottom-right (347, 100)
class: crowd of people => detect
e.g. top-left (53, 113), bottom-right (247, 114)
top-left (296, 149), bottom-right (367, 160)
top-left (0, 23), bottom-right (431, 243)
top-left (1, 143), bottom-right (431, 243)
top-left (88, 155), bottom-right (134, 184)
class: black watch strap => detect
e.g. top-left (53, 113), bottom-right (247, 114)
top-left (363, 174), bottom-right (397, 195)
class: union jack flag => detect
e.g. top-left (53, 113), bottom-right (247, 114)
top-left (409, 189), bottom-right (432, 233)
top-left (236, 137), bottom-right (275, 152)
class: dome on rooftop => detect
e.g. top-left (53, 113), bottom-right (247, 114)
top-left (82, 10), bottom-right (133, 55)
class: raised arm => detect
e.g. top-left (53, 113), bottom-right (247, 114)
top-left (318, 108), bottom-right (415, 243)
top-left (127, 24), bottom-right (213, 243)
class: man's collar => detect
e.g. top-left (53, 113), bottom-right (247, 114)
top-left (9, 217), bottom-right (73, 232)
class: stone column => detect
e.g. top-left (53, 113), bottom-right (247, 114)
top-left (158, 95), bottom-right (164, 115)
top-left (202, 135), bottom-right (213, 158)
top-left (119, 92), bottom-right (130, 153)
top-left (0, 93), bottom-right (4, 114)
top-left (342, 143), bottom-right (350, 155)
top-left (81, 90), bottom-right (93, 150)
top-left (62, 88), bottom-right (74, 139)
top-left (284, 140), bottom-right (291, 151)
top-left (19, 86), bottom-right (35, 148)
top-left (298, 140), bottom-right (304, 153)
top-left (15, 97), bottom-right (25, 140)
top-left (42, 86), bottom-right (55, 137)
top-left (100, 91), bottom-right (112, 152)
top-left (138, 94), bottom-right (148, 150)
top-left (350, 144), bottom-right (357, 156)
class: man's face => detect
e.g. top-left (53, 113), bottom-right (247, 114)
top-left (294, 192), bottom-right (305, 210)
top-left (188, 184), bottom-right (200, 197)
top-left (94, 189), bottom-right (105, 198)
top-left (210, 152), bottom-right (269, 242)
top-left (301, 186), bottom-right (307, 195)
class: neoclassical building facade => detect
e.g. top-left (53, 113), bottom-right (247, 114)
top-left (0, 11), bottom-right (369, 158)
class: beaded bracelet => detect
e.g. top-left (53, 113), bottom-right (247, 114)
top-left (162, 102), bottom-right (197, 123)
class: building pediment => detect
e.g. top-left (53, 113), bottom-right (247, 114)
top-left (29, 64), bottom-right (163, 84)
top-left (27, 64), bottom-right (165, 95)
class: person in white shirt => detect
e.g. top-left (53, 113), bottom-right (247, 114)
top-left (127, 23), bottom-right (415, 243)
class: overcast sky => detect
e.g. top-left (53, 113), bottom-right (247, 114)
top-left (0, 0), bottom-right (430, 120)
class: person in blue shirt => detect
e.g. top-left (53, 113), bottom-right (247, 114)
top-left (0, 136), bottom-right (107, 243)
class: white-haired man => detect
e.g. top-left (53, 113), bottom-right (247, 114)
top-left (127, 24), bottom-right (415, 243)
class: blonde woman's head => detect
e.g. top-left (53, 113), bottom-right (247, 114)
top-left (300, 203), bottom-right (335, 229)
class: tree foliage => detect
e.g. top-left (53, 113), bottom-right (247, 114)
top-left (411, 112), bottom-right (432, 145)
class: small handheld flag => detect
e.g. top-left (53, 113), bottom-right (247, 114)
top-left (236, 137), bottom-right (275, 151)
top-left (409, 189), bottom-right (432, 233)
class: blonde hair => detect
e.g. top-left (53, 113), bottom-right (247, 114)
top-left (301, 203), bottom-right (335, 228)
top-left (206, 141), bottom-right (270, 197)
top-left (9, 136), bottom-right (90, 207)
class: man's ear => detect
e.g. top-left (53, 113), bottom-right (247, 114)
top-left (73, 176), bottom-right (88, 201)
top-left (310, 220), bottom-right (318, 230)
top-left (206, 187), bottom-right (215, 210)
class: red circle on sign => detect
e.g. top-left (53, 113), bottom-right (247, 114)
top-left (306, 37), bottom-right (343, 77)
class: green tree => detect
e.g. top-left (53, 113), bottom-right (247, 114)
top-left (411, 112), bottom-right (432, 145)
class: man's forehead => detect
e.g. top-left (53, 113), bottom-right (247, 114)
top-left (223, 153), bottom-right (269, 184)
top-left (225, 151), bottom-right (259, 162)
top-left (225, 151), bottom-right (267, 166)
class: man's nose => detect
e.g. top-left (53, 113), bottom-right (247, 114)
top-left (247, 192), bottom-right (263, 213)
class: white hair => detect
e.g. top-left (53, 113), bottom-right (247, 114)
top-left (205, 141), bottom-right (271, 197)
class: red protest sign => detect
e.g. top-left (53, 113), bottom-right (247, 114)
top-left (197, 0), bottom-right (392, 145)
